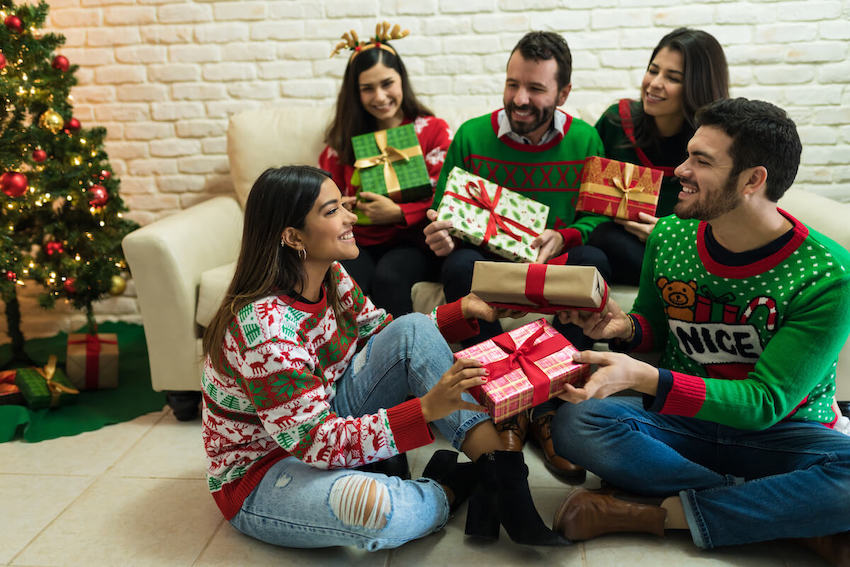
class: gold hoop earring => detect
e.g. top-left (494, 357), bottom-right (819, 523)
top-left (298, 248), bottom-right (306, 261)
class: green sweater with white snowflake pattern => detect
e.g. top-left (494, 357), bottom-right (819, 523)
top-left (630, 211), bottom-right (850, 430)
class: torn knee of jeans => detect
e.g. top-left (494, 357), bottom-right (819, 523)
top-left (329, 474), bottom-right (390, 530)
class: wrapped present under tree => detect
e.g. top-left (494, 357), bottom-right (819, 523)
top-left (436, 167), bottom-right (548, 263)
top-left (14, 355), bottom-right (79, 409)
top-left (471, 261), bottom-right (608, 314)
top-left (66, 333), bottom-right (119, 390)
top-left (577, 156), bottom-right (662, 221)
top-left (456, 318), bottom-right (588, 422)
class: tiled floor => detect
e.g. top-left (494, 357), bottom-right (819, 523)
top-left (0, 406), bottom-right (828, 567)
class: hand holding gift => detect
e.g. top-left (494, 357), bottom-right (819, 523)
top-left (419, 358), bottom-right (488, 423)
top-left (576, 157), bottom-right (662, 222)
top-left (558, 349), bottom-right (659, 403)
top-left (435, 167), bottom-right (549, 263)
top-left (457, 318), bottom-right (589, 423)
top-left (557, 296), bottom-right (631, 342)
top-left (471, 261), bottom-right (608, 315)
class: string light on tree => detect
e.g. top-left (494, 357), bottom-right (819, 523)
top-left (0, 0), bottom-right (138, 365)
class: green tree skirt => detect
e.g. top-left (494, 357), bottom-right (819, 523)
top-left (0, 322), bottom-right (167, 442)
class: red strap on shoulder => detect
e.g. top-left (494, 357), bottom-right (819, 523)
top-left (617, 99), bottom-right (675, 176)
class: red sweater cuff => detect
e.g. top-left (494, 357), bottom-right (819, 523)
top-left (386, 398), bottom-right (434, 454)
top-left (555, 227), bottom-right (582, 250)
top-left (660, 371), bottom-right (707, 417)
top-left (436, 300), bottom-right (480, 343)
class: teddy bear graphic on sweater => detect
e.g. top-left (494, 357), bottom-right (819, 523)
top-left (657, 278), bottom-right (780, 379)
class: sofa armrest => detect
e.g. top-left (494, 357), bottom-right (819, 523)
top-left (122, 196), bottom-right (243, 391)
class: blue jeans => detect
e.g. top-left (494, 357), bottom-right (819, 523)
top-left (230, 314), bottom-right (491, 551)
top-left (552, 396), bottom-right (850, 549)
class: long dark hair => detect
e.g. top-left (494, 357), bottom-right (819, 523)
top-left (202, 165), bottom-right (341, 374)
top-left (627, 28), bottom-right (729, 148)
top-left (324, 44), bottom-right (433, 166)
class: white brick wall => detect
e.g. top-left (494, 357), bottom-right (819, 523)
top-left (4, 0), bottom-right (849, 340)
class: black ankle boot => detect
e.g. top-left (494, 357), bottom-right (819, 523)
top-left (465, 450), bottom-right (570, 546)
top-left (422, 449), bottom-right (478, 513)
top-left (356, 453), bottom-right (410, 480)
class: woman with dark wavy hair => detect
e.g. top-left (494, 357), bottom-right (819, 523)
top-left (320, 27), bottom-right (451, 317)
top-left (200, 165), bottom-right (566, 551)
top-left (589, 28), bottom-right (729, 284)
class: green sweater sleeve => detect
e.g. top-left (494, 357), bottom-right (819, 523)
top-left (567, 127), bottom-right (607, 243)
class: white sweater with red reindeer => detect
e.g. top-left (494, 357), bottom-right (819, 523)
top-left (628, 212), bottom-right (850, 430)
top-left (201, 263), bottom-right (478, 520)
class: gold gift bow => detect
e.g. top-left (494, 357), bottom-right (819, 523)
top-left (35, 354), bottom-right (79, 407)
top-left (353, 130), bottom-right (422, 196)
top-left (590, 160), bottom-right (657, 218)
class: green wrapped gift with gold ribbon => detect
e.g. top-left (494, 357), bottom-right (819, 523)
top-left (351, 123), bottom-right (432, 224)
top-left (14, 355), bottom-right (79, 409)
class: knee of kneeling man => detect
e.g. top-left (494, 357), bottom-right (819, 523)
top-left (329, 474), bottom-right (391, 530)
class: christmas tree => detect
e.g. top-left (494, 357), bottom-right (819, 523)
top-left (1, 0), bottom-right (137, 365)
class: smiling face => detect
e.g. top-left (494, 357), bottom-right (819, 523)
top-left (358, 61), bottom-right (405, 130)
top-left (294, 177), bottom-right (359, 265)
top-left (641, 47), bottom-right (685, 135)
top-left (503, 51), bottom-right (570, 144)
top-left (673, 125), bottom-right (742, 221)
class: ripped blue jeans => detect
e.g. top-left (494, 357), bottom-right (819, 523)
top-left (229, 313), bottom-right (490, 551)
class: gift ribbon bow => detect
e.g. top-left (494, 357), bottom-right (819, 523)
top-left (699, 286), bottom-right (735, 304)
top-left (68, 334), bottom-right (118, 389)
top-left (35, 354), bottom-right (79, 407)
top-left (352, 129), bottom-right (422, 197)
top-left (477, 323), bottom-right (570, 408)
top-left (603, 161), bottom-right (642, 217)
top-left (444, 180), bottom-right (540, 245)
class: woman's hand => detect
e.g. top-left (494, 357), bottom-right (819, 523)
top-left (420, 358), bottom-right (488, 422)
top-left (356, 192), bottom-right (404, 224)
top-left (557, 297), bottom-right (632, 341)
top-left (531, 229), bottom-right (565, 263)
top-left (461, 293), bottom-right (497, 322)
top-left (614, 211), bottom-right (658, 243)
top-left (424, 208), bottom-right (456, 256)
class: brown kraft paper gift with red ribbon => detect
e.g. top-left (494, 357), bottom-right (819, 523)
top-left (576, 156), bottom-right (662, 221)
top-left (470, 261), bottom-right (608, 314)
top-left (66, 333), bottom-right (119, 390)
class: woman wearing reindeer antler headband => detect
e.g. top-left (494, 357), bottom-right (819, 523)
top-left (320, 22), bottom-right (451, 318)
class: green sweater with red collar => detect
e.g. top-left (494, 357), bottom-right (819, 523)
top-left (433, 109), bottom-right (605, 243)
top-left (628, 212), bottom-right (850, 429)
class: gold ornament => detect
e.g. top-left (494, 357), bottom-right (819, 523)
top-left (108, 274), bottom-right (126, 296)
top-left (39, 109), bottom-right (64, 133)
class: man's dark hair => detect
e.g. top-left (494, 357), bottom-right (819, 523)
top-left (696, 98), bottom-right (802, 201)
top-left (510, 31), bottom-right (572, 89)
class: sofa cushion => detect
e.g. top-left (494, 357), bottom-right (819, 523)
top-left (196, 262), bottom-right (236, 328)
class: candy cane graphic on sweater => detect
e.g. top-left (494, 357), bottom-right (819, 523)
top-left (740, 296), bottom-right (778, 330)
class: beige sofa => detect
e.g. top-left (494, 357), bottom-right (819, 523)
top-left (122, 104), bottom-right (850, 414)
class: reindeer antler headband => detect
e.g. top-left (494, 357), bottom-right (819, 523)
top-left (330, 21), bottom-right (410, 60)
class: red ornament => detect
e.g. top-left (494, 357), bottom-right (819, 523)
top-left (45, 241), bottom-right (64, 256)
top-left (1, 172), bottom-right (28, 197)
top-left (64, 117), bottom-right (81, 132)
top-left (4, 15), bottom-right (22, 33)
top-left (5, 270), bottom-right (16, 282)
top-left (98, 169), bottom-right (111, 181)
top-left (88, 184), bottom-right (108, 207)
top-left (0, 52), bottom-right (6, 70)
top-left (32, 149), bottom-right (47, 163)
top-left (52, 55), bottom-right (70, 72)
top-left (63, 278), bottom-right (76, 294)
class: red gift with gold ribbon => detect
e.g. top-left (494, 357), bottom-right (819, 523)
top-left (470, 261), bottom-right (608, 314)
top-left (455, 318), bottom-right (589, 423)
top-left (66, 333), bottom-right (119, 390)
top-left (576, 156), bottom-right (662, 221)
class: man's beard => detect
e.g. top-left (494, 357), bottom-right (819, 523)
top-left (506, 100), bottom-right (556, 138)
top-left (674, 173), bottom-right (741, 221)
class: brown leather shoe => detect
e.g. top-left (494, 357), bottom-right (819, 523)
top-left (553, 489), bottom-right (666, 542)
top-left (495, 411), bottom-right (529, 452)
top-left (529, 410), bottom-right (586, 483)
top-left (792, 532), bottom-right (850, 567)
